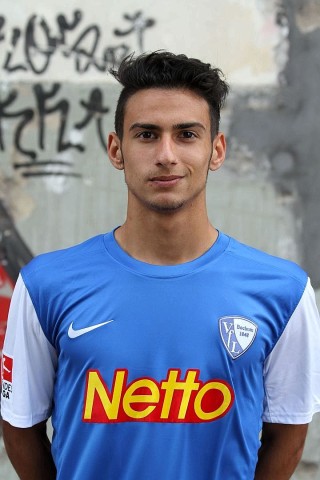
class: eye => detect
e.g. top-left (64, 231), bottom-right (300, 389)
top-left (179, 131), bottom-right (197, 139)
top-left (136, 131), bottom-right (157, 139)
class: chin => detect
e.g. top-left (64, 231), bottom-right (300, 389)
top-left (147, 200), bottom-right (186, 213)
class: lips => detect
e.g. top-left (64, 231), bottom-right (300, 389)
top-left (151, 176), bottom-right (182, 181)
top-left (150, 175), bottom-right (183, 187)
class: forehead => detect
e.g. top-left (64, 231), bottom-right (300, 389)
top-left (123, 88), bottom-right (211, 128)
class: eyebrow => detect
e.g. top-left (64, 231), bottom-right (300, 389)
top-left (173, 122), bottom-right (206, 131)
top-left (129, 123), bottom-right (158, 131)
top-left (129, 122), bottom-right (206, 131)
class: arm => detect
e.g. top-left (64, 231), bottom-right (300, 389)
top-left (3, 420), bottom-right (56, 480)
top-left (254, 422), bottom-right (308, 479)
top-left (1, 276), bottom-right (58, 477)
top-left (258, 280), bottom-right (320, 478)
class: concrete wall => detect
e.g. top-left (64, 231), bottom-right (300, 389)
top-left (1, 0), bottom-right (320, 477)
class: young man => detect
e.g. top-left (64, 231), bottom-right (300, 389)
top-left (2, 51), bottom-right (320, 480)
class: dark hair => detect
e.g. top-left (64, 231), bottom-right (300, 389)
top-left (110, 51), bottom-right (229, 139)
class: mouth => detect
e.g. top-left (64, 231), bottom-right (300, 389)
top-left (150, 175), bottom-right (183, 187)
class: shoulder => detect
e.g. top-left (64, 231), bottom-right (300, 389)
top-left (19, 233), bottom-right (114, 336)
top-left (22, 234), bottom-right (106, 280)
top-left (219, 233), bottom-right (309, 324)
top-left (224, 234), bottom-right (307, 286)
top-left (20, 233), bottom-right (113, 301)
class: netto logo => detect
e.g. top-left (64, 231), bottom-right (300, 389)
top-left (83, 368), bottom-right (234, 423)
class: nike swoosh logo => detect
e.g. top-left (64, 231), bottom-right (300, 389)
top-left (68, 320), bottom-right (114, 339)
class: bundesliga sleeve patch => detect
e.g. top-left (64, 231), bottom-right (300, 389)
top-left (2, 354), bottom-right (13, 382)
top-left (1, 354), bottom-right (13, 400)
top-left (219, 316), bottom-right (258, 359)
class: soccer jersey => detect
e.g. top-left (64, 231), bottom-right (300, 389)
top-left (2, 231), bottom-right (320, 479)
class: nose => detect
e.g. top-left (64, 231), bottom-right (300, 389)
top-left (155, 136), bottom-right (177, 166)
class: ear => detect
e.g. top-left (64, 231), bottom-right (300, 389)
top-left (209, 132), bottom-right (226, 171)
top-left (108, 132), bottom-right (124, 170)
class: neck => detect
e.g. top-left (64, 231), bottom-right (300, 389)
top-left (115, 198), bottom-right (218, 265)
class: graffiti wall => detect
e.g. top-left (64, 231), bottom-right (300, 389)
top-left (0, 0), bottom-right (314, 338)
top-left (0, 0), bottom-right (284, 280)
top-left (2, 0), bottom-right (320, 477)
top-left (0, 9), bottom-right (155, 170)
top-left (0, 8), bottom-right (155, 77)
top-left (0, 6), bottom-right (158, 345)
top-left (1, 0), bottom-right (319, 309)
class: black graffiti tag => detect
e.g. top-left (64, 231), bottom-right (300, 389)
top-left (0, 10), bottom-right (156, 75)
top-left (0, 85), bottom-right (111, 177)
top-left (0, 90), bottom-right (35, 159)
top-left (114, 11), bottom-right (155, 52)
top-left (75, 88), bottom-right (110, 150)
top-left (33, 83), bottom-right (84, 153)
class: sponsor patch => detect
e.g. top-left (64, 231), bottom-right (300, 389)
top-left (219, 316), bottom-right (258, 359)
top-left (83, 368), bottom-right (234, 423)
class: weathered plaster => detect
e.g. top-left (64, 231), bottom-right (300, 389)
top-left (296, 0), bottom-right (320, 33)
top-left (229, 0), bottom-right (320, 286)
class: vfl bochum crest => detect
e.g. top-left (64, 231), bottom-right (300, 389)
top-left (219, 316), bottom-right (258, 359)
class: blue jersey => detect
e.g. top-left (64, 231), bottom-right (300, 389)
top-left (4, 230), bottom-right (318, 479)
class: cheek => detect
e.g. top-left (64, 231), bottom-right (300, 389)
top-left (188, 156), bottom-right (211, 175)
top-left (123, 162), bottom-right (145, 184)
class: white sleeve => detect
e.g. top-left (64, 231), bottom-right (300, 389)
top-left (1, 274), bottom-right (57, 427)
top-left (263, 278), bottom-right (320, 424)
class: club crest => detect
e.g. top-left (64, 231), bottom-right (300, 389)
top-left (219, 316), bottom-right (258, 359)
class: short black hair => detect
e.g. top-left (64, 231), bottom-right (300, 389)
top-left (110, 51), bottom-right (229, 139)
